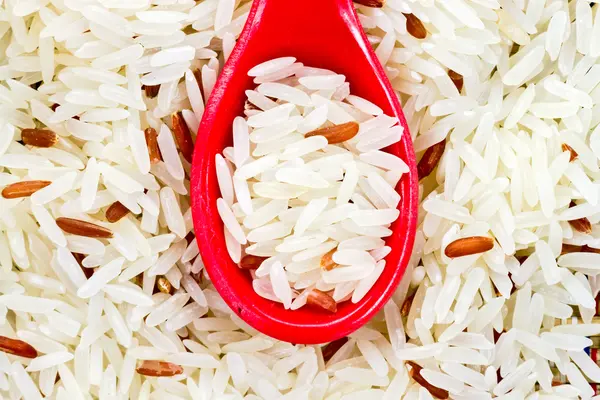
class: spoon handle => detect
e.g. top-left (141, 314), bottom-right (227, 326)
top-left (246, 0), bottom-right (357, 36)
top-left (237, 0), bottom-right (371, 73)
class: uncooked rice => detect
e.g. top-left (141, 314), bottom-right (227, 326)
top-left (1, 0), bottom-right (600, 399)
top-left (216, 59), bottom-right (403, 311)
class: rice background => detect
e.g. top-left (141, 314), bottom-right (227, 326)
top-left (1, 0), bottom-right (600, 399)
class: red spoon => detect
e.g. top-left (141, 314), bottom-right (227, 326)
top-left (190, 0), bottom-right (418, 344)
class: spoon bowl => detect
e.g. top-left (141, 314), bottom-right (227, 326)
top-left (191, 0), bottom-right (418, 344)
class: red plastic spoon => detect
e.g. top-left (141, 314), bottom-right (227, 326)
top-left (190, 0), bottom-right (418, 344)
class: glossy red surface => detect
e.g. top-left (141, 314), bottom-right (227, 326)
top-left (190, 0), bottom-right (418, 344)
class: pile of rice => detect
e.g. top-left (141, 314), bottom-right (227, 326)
top-left (1, 0), bottom-right (600, 398)
top-left (216, 60), bottom-right (405, 312)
